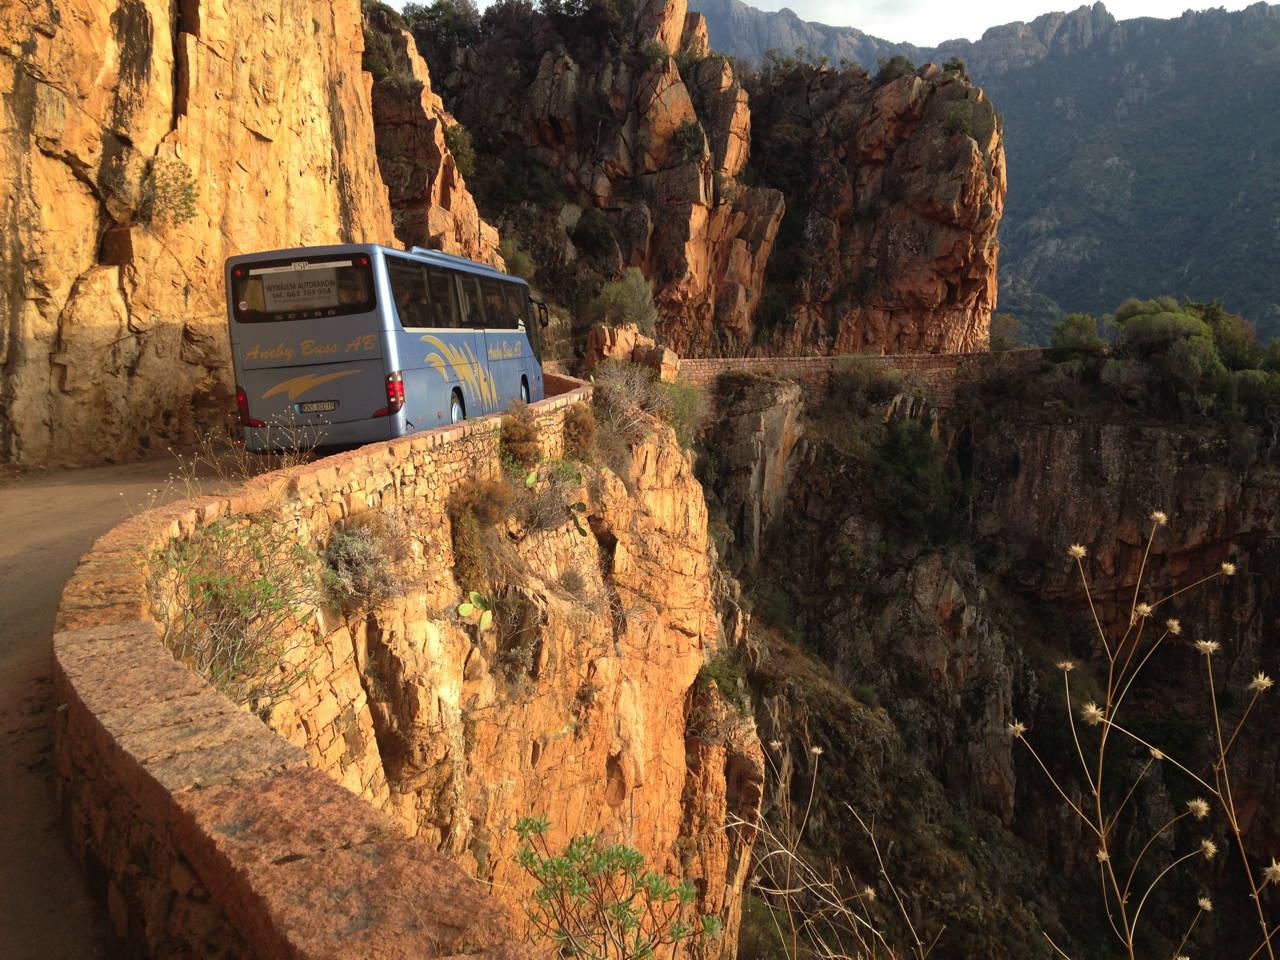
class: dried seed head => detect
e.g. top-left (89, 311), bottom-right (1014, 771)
top-left (1096, 848), bottom-right (1110, 863)
top-left (1200, 838), bottom-right (1219, 860)
top-left (1249, 672), bottom-right (1274, 693)
top-left (809, 745), bottom-right (824, 756)
top-left (862, 885), bottom-right (877, 902)
top-left (1151, 510), bottom-right (1169, 526)
top-left (1198, 896), bottom-right (1213, 912)
top-left (1187, 798), bottom-right (1210, 820)
top-left (1166, 618), bottom-right (1182, 635)
top-left (1195, 639), bottom-right (1221, 655)
top-left (1056, 660), bottom-right (1076, 672)
top-left (1221, 561), bottom-right (1236, 576)
top-left (1069, 544), bottom-right (1087, 559)
top-left (1081, 702), bottom-right (1106, 726)
top-left (1007, 721), bottom-right (1027, 739)
top-left (1149, 746), bottom-right (1165, 761)
top-left (768, 740), bottom-right (783, 750)
top-left (1135, 602), bottom-right (1154, 618)
top-left (1264, 859), bottom-right (1280, 886)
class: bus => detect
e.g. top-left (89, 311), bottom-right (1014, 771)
top-left (225, 244), bottom-right (549, 451)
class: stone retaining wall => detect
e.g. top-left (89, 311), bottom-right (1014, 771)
top-left (677, 350), bottom-right (1044, 408)
top-left (52, 376), bottom-right (591, 959)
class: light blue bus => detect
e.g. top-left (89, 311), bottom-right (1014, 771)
top-left (225, 244), bottom-right (548, 451)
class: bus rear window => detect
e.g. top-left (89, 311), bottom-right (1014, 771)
top-left (230, 256), bottom-right (375, 323)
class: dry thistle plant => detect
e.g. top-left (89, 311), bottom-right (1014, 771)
top-left (732, 744), bottom-right (943, 960)
top-left (1010, 512), bottom-right (1276, 959)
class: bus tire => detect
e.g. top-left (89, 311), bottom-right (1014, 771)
top-left (450, 390), bottom-right (465, 424)
top-left (520, 377), bottom-right (530, 404)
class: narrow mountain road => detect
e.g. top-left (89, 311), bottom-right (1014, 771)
top-left (0, 458), bottom-right (217, 960)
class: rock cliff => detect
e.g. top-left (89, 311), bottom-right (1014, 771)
top-left (428, 0), bottom-right (1003, 356)
top-left (250, 407), bottom-right (764, 954)
top-left (364, 5), bottom-right (502, 266)
top-left (745, 61), bottom-right (1005, 354)
top-left (433, 0), bottom-right (785, 355)
top-left (698, 364), bottom-right (1280, 956)
top-left (0, 0), bottom-right (497, 466)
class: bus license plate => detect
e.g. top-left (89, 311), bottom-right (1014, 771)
top-left (299, 400), bottom-right (338, 413)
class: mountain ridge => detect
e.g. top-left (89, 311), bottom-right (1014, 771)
top-left (692, 0), bottom-right (1280, 340)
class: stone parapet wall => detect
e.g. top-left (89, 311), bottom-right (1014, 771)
top-left (677, 350), bottom-right (1044, 408)
top-left (53, 378), bottom-right (591, 958)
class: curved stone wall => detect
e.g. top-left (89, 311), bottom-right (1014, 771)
top-left (52, 375), bottom-right (590, 958)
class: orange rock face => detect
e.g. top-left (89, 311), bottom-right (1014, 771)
top-left (748, 63), bottom-right (1006, 355)
top-left (0, 0), bottom-right (501, 467)
top-left (438, 0), bottom-right (785, 358)
top-left (0, 0), bottom-right (397, 465)
top-left (366, 10), bottom-right (503, 266)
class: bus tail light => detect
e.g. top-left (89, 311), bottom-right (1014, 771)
top-left (236, 386), bottom-right (266, 428)
top-left (373, 371), bottom-right (405, 418)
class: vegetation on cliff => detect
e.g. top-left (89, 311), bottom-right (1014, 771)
top-left (696, 355), bottom-right (1280, 957)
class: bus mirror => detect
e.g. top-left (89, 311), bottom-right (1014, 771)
top-left (538, 304), bottom-right (550, 327)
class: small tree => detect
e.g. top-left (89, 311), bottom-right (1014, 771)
top-left (589, 267), bottom-right (658, 336)
top-left (444, 123), bottom-right (477, 178)
top-left (1050, 312), bottom-right (1107, 355)
top-left (988, 313), bottom-right (1023, 353)
top-left (514, 817), bottom-right (723, 958)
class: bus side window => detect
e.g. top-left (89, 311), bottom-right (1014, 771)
top-left (481, 279), bottom-right (514, 329)
top-left (458, 275), bottom-right (486, 328)
top-left (424, 266), bottom-right (459, 327)
top-left (502, 284), bottom-right (528, 329)
top-left (388, 258), bottom-right (430, 328)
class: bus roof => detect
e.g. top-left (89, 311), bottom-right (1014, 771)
top-left (225, 243), bottom-right (527, 287)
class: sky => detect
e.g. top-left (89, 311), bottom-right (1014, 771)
top-left (748, 0), bottom-right (1260, 46)
top-left (430, 0), bottom-right (1262, 47)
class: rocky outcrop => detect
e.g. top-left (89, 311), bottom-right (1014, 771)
top-left (747, 62), bottom-right (1005, 354)
top-left (0, 0), bottom-right (504, 467)
top-left (0, 0), bottom-right (398, 466)
top-left (584, 322), bottom-right (679, 380)
top-left (366, 11), bottom-right (502, 266)
top-left (436, 0), bottom-right (785, 355)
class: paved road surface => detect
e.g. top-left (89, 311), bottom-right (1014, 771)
top-left (0, 458), bottom-right (205, 960)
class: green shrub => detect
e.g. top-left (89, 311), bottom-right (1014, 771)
top-left (1050, 312), bottom-right (1107, 355)
top-left (499, 236), bottom-right (536, 280)
top-left (988, 313), bottom-right (1023, 352)
top-left (656, 380), bottom-right (709, 448)
top-left (671, 119), bottom-right (705, 164)
top-left (514, 817), bottom-right (722, 957)
top-left (873, 54), bottom-right (916, 86)
top-left (826, 356), bottom-right (905, 415)
top-left (444, 123), bottom-right (476, 178)
top-left (752, 287), bottom-right (790, 329)
top-left (401, 0), bottom-right (480, 79)
top-left (571, 207), bottom-right (615, 260)
top-left (501, 400), bottom-right (542, 466)
top-left (588, 267), bottom-right (658, 335)
top-left (139, 159), bottom-right (198, 226)
top-left (874, 419), bottom-right (954, 545)
top-left (640, 39), bottom-right (667, 67)
top-left (698, 649), bottom-right (748, 712)
top-left (324, 510), bottom-right (414, 608)
top-left (943, 103), bottom-right (973, 138)
top-left (149, 517), bottom-right (322, 709)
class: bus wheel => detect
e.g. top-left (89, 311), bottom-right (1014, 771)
top-left (450, 390), bottom-right (465, 424)
top-left (520, 378), bottom-right (530, 404)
